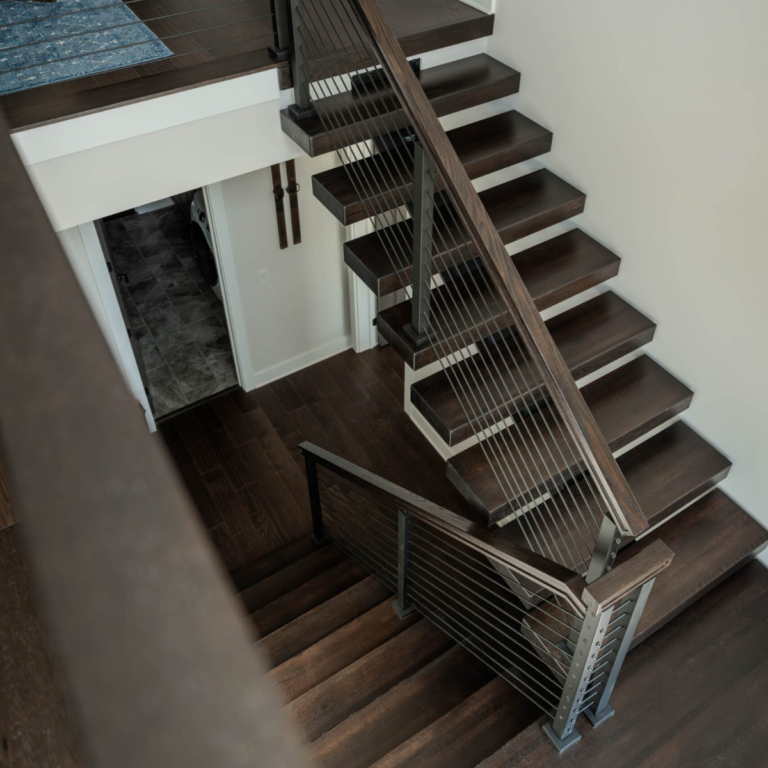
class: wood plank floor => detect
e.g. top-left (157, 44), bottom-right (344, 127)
top-left (158, 346), bottom-right (475, 571)
top-left (0, 0), bottom-right (492, 130)
top-left (2, 345), bottom-right (768, 765)
top-left (0, 527), bottom-right (83, 768)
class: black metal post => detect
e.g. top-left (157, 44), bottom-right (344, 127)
top-left (304, 454), bottom-right (326, 544)
top-left (268, 0), bottom-right (292, 61)
top-left (403, 142), bottom-right (436, 347)
top-left (287, 0), bottom-right (317, 120)
top-left (392, 509), bottom-right (416, 619)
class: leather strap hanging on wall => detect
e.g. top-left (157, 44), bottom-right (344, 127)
top-left (271, 164), bottom-right (288, 250)
top-left (285, 159), bottom-right (302, 245)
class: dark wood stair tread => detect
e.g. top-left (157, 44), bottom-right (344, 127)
top-left (282, 55), bottom-right (520, 157)
top-left (287, 620), bottom-right (452, 742)
top-left (447, 356), bottom-right (694, 525)
top-left (269, 596), bottom-right (418, 702)
top-left (313, 111), bottom-right (553, 225)
top-left (230, 535), bottom-right (319, 592)
top-left (349, 173), bottom-right (591, 304)
top-left (257, 575), bottom-right (391, 668)
top-left (521, 489), bottom-right (768, 689)
top-left (494, 420), bottom-right (732, 568)
top-left (251, 559), bottom-right (368, 637)
top-left (370, 678), bottom-right (539, 768)
top-left (239, 543), bottom-right (344, 614)
top-left (628, 489), bottom-right (768, 646)
top-left (311, 647), bottom-right (494, 768)
top-left (377, 228), bottom-right (618, 373)
top-left (412, 291), bottom-right (656, 445)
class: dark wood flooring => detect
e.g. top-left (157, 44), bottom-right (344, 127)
top-left (0, 0), bottom-right (492, 130)
top-left (158, 345), bottom-right (474, 572)
top-left (2, 345), bottom-right (768, 765)
top-left (0, 527), bottom-right (83, 768)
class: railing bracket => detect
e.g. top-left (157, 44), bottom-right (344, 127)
top-left (542, 723), bottom-right (582, 755)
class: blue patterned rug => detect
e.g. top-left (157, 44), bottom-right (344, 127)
top-left (0, 0), bottom-right (173, 94)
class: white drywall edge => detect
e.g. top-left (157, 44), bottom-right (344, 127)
top-left (11, 68), bottom-right (281, 166)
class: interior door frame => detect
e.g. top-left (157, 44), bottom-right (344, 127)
top-left (78, 221), bottom-right (156, 432)
top-left (203, 183), bottom-right (254, 391)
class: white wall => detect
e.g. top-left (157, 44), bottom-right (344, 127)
top-left (212, 154), bottom-right (351, 389)
top-left (487, 0), bottom-right (768, 538)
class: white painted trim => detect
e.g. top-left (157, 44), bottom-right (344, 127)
top-left (12, 68), bottom-right (281, 166)
top-left (203, 182), bottom-right (252, 391)
top-left (78, 222), bottom-right (156, 432)
top-left (348, 268), bottom-right (378, 353)
top-left (251, 335), bottom-right (353, 389)
top-left (135, 198), bottom-right (174, 215)
top-left (454, 0), bottom-right (495, 13)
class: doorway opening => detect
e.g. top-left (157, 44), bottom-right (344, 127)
top-left (98, 190), bottom-right (238, 420)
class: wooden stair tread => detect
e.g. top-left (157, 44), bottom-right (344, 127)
top-left (282, 54), bottom-right (520, 157)
top-left (520, 489), bottom-right (768, 689)
top-left (230, 534), bottom-right (318, 592)
top-left (370, 678), bottom-right (539, 768)
top-left (493, 420), bottom-right (733, 568)
top-left (251, 559), bottom-right (368, 637)
top-left (313, 111), bottom-right (553, 225)
top-left (311, 646), bottom-right (494, 768)
top-left (269, 596), bottom-right (418, 702)
top-left (412, 291), bottom-right (656, 445)
top-left (239, 543), bottom-right (344, 614)
top-left (447, 356), bottom-right (694, 525)
top-left (348, 174), bottom-right (592, 304)
top-left (628, 489), bottom-right (768, 646)
top-left (376, 230), bottom-right (618, 373)
top-left (257, 576), bottom-right (391, 668)
top-left (287, 620), bottom-right (452, 742)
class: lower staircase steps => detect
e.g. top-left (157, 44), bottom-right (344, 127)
top-left (313, 111), bottom-right (553, 225)
top-left (447, 355), bottom-right (694, 525)
top-left (267, 596), bottom-right (420, 700)
top-left (239, 541), bottom-right (344, 613)
top-left (493, 420), bottom-right (733, 567)
top-left (366, 678), bottom-right (538, 768)
top-left (282, 54), bottom-right (521, 157)
top-left (376, 229), bottom-right (619, 371)
top-left (311, 647), bottom-right (494, 768)
top-left (345, 173), bottom-right (591, 301)
top-left (237, 492), bottom-right (768, 768)
top-left (250, 558), bottom-right (368, 635)
top-left (258, 576), bottom-right (392, 667)
top-left (286, 620), bottom-right (451, 741)
top-left (412, 291), bottom-right (656, 445)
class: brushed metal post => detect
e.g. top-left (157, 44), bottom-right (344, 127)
top-left (288, 0), bottom-right (317, 119)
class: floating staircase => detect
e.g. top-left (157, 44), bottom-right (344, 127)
top-left (274, 0), bottom-right (768, 758)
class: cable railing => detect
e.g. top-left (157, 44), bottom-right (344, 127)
top-left (279, 0), bottom-right (649, 586)
top-left (0, 0), bottom-right (278, 95)
top-left (301, 442), bottom-right (673, 753)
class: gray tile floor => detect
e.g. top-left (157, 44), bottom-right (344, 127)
top-left (103, 205), bottom-right (238, 419)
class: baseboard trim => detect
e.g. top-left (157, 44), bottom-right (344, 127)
top-left (246, 335), bottom-right (353, 391)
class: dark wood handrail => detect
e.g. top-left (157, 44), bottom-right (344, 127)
top-left (583, 540), bottom-right (674, 613)
top-left (348, 0), bottom-right (648, 538)
top-left (300, 442), bottom-right (587, 614)
top-left (0, 111), bottom-right (308, 768)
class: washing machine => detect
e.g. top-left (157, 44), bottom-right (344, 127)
top-left (190, 190), bottom-right (223, 302)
